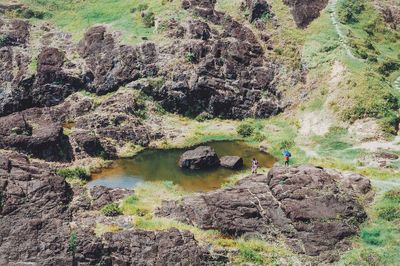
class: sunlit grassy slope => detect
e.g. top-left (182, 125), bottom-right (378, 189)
top-left (19, 0), bottom-right (186, 43)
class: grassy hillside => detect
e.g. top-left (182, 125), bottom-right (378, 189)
top-left (15, 0), bottom-right (187, 44)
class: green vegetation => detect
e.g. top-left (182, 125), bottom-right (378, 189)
top-left (94, 223), bottom-right (121, 236)
top-left (56, 167), bottom-right (90, 183)
top-left (311, 127), bottom-right (366, 161)
top-left (339, 188), bottom-right (400, 265)
top-left (20, 0), bottom-right (187, 44)
top-left (67, 231), bottom-right (77, 257)
top-left (101, 203), bottom-right (123, 217)
top-left (338, 0), bottom-right (365, 24)
top-left (237, 122), bottom-right (255, 137)
top-left (185, 51), bottom-right (196, 63)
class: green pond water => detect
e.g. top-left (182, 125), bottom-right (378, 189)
top-left (89, 141), bottom-right (276, 192)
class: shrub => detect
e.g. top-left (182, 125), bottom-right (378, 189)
top-left (131, 3), bottom-right (149, 13)
top-left (0, 35), bottom-right (6, 45)
top-left (101, 203), bottom-right (122, 217)
top-left (68, 231), bottom-right (77, 257)
top-left (56, 167), bottom-right (90, 181)
top-left (195, 112), bottom-right (213, 122)
top-left (237, 123), bottom-right (255, 137)
top-left (338, 0), bottom-right (365, 24)
top-left (384, 189), bottom-right (400, 203)
top-left (377, 205), bottom-right (400, 221)
top-left (239, 246), bottom-right (264, 264)
top-left (18, 8), bottom-right (47, 19)
top-left (361, 228), bottom-right (383, 246)
top-left (185, 51), bottom-right (196, 63)
top-left (142, 12), bottom-right (155, 28)
top-left (279, 139), bottom-right (295, 150)
top-left (377, 60), bottom-right (400, 76)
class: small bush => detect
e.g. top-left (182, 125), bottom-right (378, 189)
top-left (377, 205), bottom-right (400, 221)
top-left (338, 0), bottom-right (365, 24)
top-left (195, 112), bottom-right (213, 122)
top-left (0, 35), bottom-right (8, 47)
top-left (239, 246), bottom-right (264, 264)
top-left (18, 8), bottom-right (47, 19)
top-left (56, 167), bottom-right (90, 181)
top-left (383, 189), bottom-right (400, 203)
top-left (131, 3), bottom-right (149, 13)
top-left (237, 123), bottom-right (255, 137)
top-left (361, 228), bottom-right (383, 246)
top-left (185, 51), bottom-right (196, 63)
top-left (377, 60), bottom-right (400, 76)
top-left (142, 12), bottom-right (155, 28)
top-left (101, 203), bottom-right (122, 217)
top-left (279, 139), bottom-right (295, 150)
top-left (68, 231), bottom-right (77, 257)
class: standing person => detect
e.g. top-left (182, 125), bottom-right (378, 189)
top-left (282, 150), bottom-right (291, 166)
top-left (251, 158), bottom-right (259, 174)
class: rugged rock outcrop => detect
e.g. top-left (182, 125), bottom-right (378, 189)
top-left (0, 110), bottom-right (73, 161)
top-left (157, 165), bottom-right (371, 262)
top-left (220, 156), bottom-right (243, 169)
top-left (283, 0), bottom-right (329, 28)
top-left (1, 0), bottom-right (285, 119)
top-left (0, 151), bottom-right (73, 265)
top-left (179, 146), bottom-right (220, 170)
top-left (89, 186), bottom-right (133, 210)
top-left (0, 151), bottom-right (221, 265)
top-left (241, 0), bottom-right (272, 23)
top-left (83, 229), bottom-right (219, 265)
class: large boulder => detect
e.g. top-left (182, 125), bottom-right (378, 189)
top-left (283, 0), bottom-right (329, 28)
top-left (179, 146), bottom-right (220, 170)
top-left (0, 111), bottom-right (73, 162)
top-left (157, 165), bottom-right (371, 262)
top-left (89, 186), bottom-right (133, 210)
top-left (220, 156), bottom-right (243, 169)
top-left (241, 0), bottom-right (272, 23)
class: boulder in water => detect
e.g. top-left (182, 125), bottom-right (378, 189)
top-left (179, 146), bottom-right (220, 170)
top-left (220, 156), bottom-right (243, 169)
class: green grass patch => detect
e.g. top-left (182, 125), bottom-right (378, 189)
top-left (20, 0), bottom-right (188, 44)
top-left (56, 167), bottom-right (90, 185)
top-left (101, 203), bottom-right (122, 217)
top-left (339, 188), bottom-right (400, 265)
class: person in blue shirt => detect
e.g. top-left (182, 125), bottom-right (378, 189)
top-left (282, 150), bottom-right (291, 166)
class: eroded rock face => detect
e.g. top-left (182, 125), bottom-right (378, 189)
top-left (283, 0), bottom-right (329, 28)
top-left (0, 110), bottom-right (73, 162)
top-left (1, 0), bottom-right (284, 120)
top-left (89, 186), bottom-right (133, 210)
top-left (0, 151), bottom-right (73, 265)
top-left (220, 156), bottom-right (243, 169)
top-left (0, 151), bottom-right (220, 265)
top-left (179, 146), bottom-right (220, 170)
top-left (241, 0), bottom-right (271, 23)
top-left (157, 165), bottom-right (371, 262)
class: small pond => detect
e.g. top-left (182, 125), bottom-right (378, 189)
top-left (89, 141), bottom-right (276, 192)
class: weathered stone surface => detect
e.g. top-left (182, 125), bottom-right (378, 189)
top-left (283, 0), bottom-right (329, 28)
top-left (241, 0), bottom-right (271, 22)
top-left (220, 156), bottom-right (243, 169)
top-left (0, 151), bottom-right (220, 265)
top-left (157, 165), bottom-right (371, 262)
top-left (0, 111), bottom-right (73, 162)
top-left (0, 151), bottom-right (73, 265)
top-left (71, 131), bottom-right (104, 157)
top-left (179, 146), bottom-right (220, 170)
top-left (1, 1), bottom-right (286, 120)
top-left (89, 186), bottom-right (133, 210)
